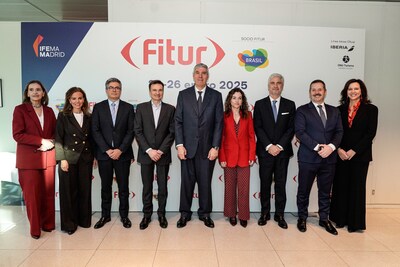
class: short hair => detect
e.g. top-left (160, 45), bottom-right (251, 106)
top-left (193, 63), bottom-right (209, 75)
top-left (148, 80), bottom-right (164, 90)
top-left (105, 77), bottom-right (122, 89)
top-left (224, 88), bottom-right (249, 119)
top-left (339, 79), bottom-right (371, 105)
top-left (309, 79), bottom-right (326, 92)
top-left (62, 87), bottom-right (90, 115)
top-left (22, 80), bottom-right (49, 105)
top-left (268, 73), bottom-right (284, 85)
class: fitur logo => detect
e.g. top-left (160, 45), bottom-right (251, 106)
top-left (238, 49), bottom-right (269, 72)
top-left (121, 37), bottom-right (225, 69)
top-left (32, 34), bottom-right (65, 58)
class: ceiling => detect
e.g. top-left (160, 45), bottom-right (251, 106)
top-left (0, 0), bottom-right (398, 22)
top-left (0, 0), bottom-right (107, 22)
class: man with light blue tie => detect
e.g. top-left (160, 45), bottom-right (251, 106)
top-left (254, 73), bottom-right (296, 229)
top-left (295, 79), bottom-right (343, 235)
top-left (92, 78), bottom-right (135, 229)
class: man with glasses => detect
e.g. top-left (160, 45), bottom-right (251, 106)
top-left (92, 78), bottom-right (135, 229)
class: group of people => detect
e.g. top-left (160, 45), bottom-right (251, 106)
top-left (12, 63), bottom-right (378, 240)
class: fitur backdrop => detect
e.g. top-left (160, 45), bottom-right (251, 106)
top-left (21, 22), bottom-right (364, 212)
top-left (1, 1), bottom-right (399, 211)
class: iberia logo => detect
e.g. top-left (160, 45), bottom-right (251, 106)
top-left (121, 37), bottom-right (225, 69)
top-left (238, 48), bottom-right (269, 72)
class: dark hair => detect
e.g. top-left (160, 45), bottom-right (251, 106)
top-left (148, 80), bottom-right (164, 90)
top-left (339, 79), bottom-right (371, 105)
top-left (22, 80), bottom-right (49, 105)
top-left (105, 77), bottom-right (122, 89)
top-left (224, 88), bottom-right (249, 119)
top-left (309, 79), bottom-right (326, 92)
top-left (62, 87), bottom-right (90, 115)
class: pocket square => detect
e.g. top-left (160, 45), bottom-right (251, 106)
top-left (281, 112), bottom-right (290, 115)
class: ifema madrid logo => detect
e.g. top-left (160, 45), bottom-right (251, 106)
top-left (238, 48), bottom-right (269, 72)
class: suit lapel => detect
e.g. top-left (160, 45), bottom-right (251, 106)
top-left (308, 102), bottom-right (325, 128)
top-left (199, 87), bottom-right (211, 116)
top-left (67, 113), bottom-right (82, 131)
top-left (157, 102), bottom-right (167, 130)
top-left (188, 88), bottom-right (199, 115)
top-left (146, 101), bottom-right (156, 129)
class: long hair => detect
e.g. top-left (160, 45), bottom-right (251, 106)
top-left (62, 87), bottom-right (90, 115)
top-left (224, 88), bottom-right (249, 119)
top-left (339, 79), bottom-right (371, 105)
top-left (22, 80), bottom-right (49, 105)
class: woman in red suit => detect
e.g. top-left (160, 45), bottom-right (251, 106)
top-left (329, 79), bottom-right (378, 232)
top-left (219, 88), bottom-right (256, 227)
top-left (12, 80), bottom-right (57, 239)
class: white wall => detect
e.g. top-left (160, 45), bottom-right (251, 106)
top-left (0, 0), bottom-right (399, 207)
top-left (108, 0), bottom-right (400, 205)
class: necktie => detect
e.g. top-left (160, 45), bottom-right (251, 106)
top-left (317, 104), bottom-right (326, 127)
top-left (197, 91), bottom-right (203, 112)
top-left (111, 102), bottom-right (116, 126)
top-left (272, 100), bottom-right (278, 122)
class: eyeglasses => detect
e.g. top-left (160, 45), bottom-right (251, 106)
top-left (107, 86), bottom-right (121, 90)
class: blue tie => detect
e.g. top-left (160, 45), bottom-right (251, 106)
top-left (111, 102), bottom-right (116, 126)
top-left (272, 100), bottom-right (278, 122)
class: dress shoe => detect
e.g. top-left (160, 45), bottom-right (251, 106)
top-left (319, 220), bottom-right (338, 235)
top-left (177, 216), bottom-right (190, 228)
top-left (67, 229), bottom-right (76, 235)
top-left (139, 217), bottom-right (151, 230)
top-left (121, 217), bottom-right (132, 228)
top-left (274, 215), bottom-right (288, 229)
top-left (239, 219), bottom-right (247, 228)
top-left (229, 217), bottom-right (237, 226)
top-left (258, 214), bottom-right (270, 226)
top-left (31, 234), bottom-right (40, 239)
top-left (158, 216), bottom-right (168, 228)
top-left (94, 217), bottom-right (111, 229)
top-left (200, 216), bottom-right (215, 228)
top-left (42, 228), bottom-right (53, 232)
top-left (297, 218), bottom-right (307, 232)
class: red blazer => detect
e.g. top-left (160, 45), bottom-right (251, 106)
top-left (219, 111), bottom-right (256, 167)
top-left (12, 103), bottom-right (56, 169)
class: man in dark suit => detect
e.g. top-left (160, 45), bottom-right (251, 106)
top-left (134, 80), bottom-right (175, 230)
top-left (254, 73), bottom-right (296, 229)
top-left (175, 63), bottom-right (223, 228)
top-left (295, 79), bottom-right (343, 235)
top-left (92, 77), bottom-right (135, 229)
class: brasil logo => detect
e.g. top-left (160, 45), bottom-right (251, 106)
top-left (238, 48), bottom-right (269, 72)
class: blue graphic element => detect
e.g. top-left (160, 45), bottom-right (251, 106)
top-left (21, 22), bottom-right (93, 92)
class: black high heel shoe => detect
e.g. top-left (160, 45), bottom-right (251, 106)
top-left (239, 219), bottom-right (247, 228)
top-left (229, 217), bottom-right (237, 226)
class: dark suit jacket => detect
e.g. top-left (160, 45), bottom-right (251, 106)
top-left (12, 103), bottom-right (56, 169)
top-left (91, 99), bottom-right (135, 161)
top-left (295, 102), bottom-right (343, 164)
top-left (175, 86), bottom-right (223, 159)
top-left (338, 103), bottom-right (378, 162)
top-left (254, 96), bottom-right (296, 159)
top-left (134, 101), bottom-right (175, 165)
top-left (55, 112), bottom-right (94, 164)
top-left (219, 111), bottom-right (256, 168)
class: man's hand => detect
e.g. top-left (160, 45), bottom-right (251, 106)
top-left (208, 147), bottom-right (219, 161)
top-left (177, 146), bottom-right (187, 160)
top-left (107, 148), bottom-right (122, 160)
top-left (318, 145), bottom-right (333, 158)
top-left (148, 149), bottom-right (162, 162)
top-left (267, 145), bottom-right (281, 157)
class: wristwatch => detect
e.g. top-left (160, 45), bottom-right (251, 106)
top-left (213, 146), bottom-right (219, 150)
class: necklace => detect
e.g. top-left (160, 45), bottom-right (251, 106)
top-left (32, 103), bottom-right (42, 108)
